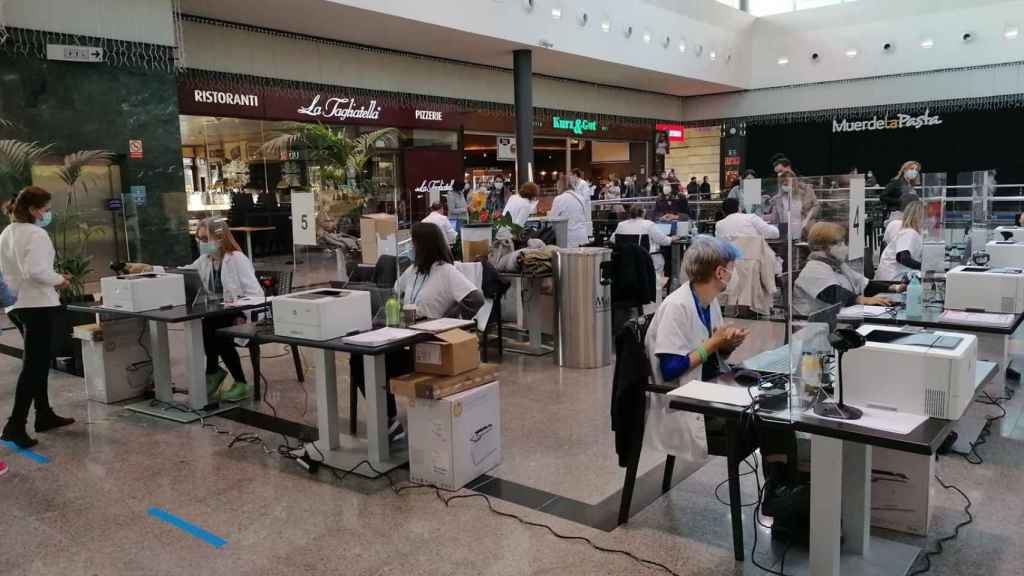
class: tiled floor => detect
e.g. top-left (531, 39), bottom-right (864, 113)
top-left (3, 317), bottom-right (1024, 576)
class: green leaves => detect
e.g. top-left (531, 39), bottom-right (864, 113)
top-left (56, 149), bottom-right (114, 192)
top-left (259, 124), bottom-right (398, 189)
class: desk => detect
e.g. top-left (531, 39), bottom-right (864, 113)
top-left (218, 323), bottom-right (434, 475)
top-left (230, 226), bottom-right (276, 261)
top-left (635, 360), bottom-right (998, 575)
top-left (67, 300), bottom-right (268, 423)
top-left (500, 272), bottom-right (558, 358)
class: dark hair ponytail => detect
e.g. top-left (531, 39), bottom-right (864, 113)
top-left (7, 186), bottom-right (51, 223)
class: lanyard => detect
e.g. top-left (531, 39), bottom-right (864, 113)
top-left (409, 272), bottom-right (427, 304)
top-left (690, 285), bottom-right (712, 336)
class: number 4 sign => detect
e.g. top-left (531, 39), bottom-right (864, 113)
top-left (848, 176), bottom-right (866, 261)
top-left (291, 192), bottom-right (316, 246)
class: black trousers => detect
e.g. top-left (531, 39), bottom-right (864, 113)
top-left (7, 306), bottom-right (59, 428)
top-left (202, 314), bottom-right (247, 384)
top-left (349, 348), bottom-right (414, 421)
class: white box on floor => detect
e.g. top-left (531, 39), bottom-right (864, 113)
top-left (407, 380), bottom-right (502, 490)
top-left (870, 447), bottom-right (934, 536)
top-left (75, 318), bottom-right (152, 403)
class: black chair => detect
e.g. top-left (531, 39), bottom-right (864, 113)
top-left (614, 233), bottom-right (651, 252)
top-left (247, 268), bottom-right (305, 401)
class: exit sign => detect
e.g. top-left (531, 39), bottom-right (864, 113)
top-left (46, 44), bottom-right (104, 63)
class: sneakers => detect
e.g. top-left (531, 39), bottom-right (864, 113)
top-left (35, 413), bottom-right (76, 433)
top-left (1, 426), bottom-right (38, 449)
top-left (388, 420), bottom-right (406, 443)
top-left (221, 381), bottom-right (251, 402)
top-left (0, 460), bottom-right (7, 477)
top-left (206, 369), bottom-right (228, 399)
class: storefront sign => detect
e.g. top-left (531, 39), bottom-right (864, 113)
top-left (192, 90), bottom-right (260, 108)
top-left (414, 180), bottom-right (455, 194)
top-left (297, 94), bottom-right (382, 121)
top-left (415, 110), bottom-right (444, 122)
top-left (832, 109), bottom-right (942, 133)
top-left (497, 137), bottom-right (516, 161)
top-left (551, 116), bottom-right (597, 135)
top-left (655, 123), bottom-right (685, 143)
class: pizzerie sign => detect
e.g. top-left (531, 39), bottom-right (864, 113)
top-left (832, 109), bottom-right (943, 133)
top-left (297, 94), bottom-right (382, 121)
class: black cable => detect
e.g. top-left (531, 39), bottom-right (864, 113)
top-left (713, 458), bottom-right (760, 508)
top-left (907, 475), bottom-right (973, 576)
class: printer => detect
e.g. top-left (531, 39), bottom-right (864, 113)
top-left (994, 226), bottom-right (1024, 243)
top-left (272, 288), bottom-right (372, 341)
top-left (944, 265), bottom-right (1024, 314)
top-left (100, 273), bottom-right (186, 312)
top-left (983, 240), bottom-right (1024, 268)
top-left (843, 325), bottom-right (977, 420)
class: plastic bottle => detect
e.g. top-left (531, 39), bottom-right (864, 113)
top-left (905, 273), bottom-right (923, 318)
top-left (385, 296), bottom-right (401, 327)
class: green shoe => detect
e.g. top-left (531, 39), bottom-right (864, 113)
top-left (206, 369), bottom-right (227, 399)
top-left (221, 381), bottom-right (251, 402)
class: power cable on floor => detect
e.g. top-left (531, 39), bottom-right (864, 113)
top-left (906, 475), bottom-right (973, 576)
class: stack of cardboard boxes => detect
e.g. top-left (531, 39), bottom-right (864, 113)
top-left (393, 328), bottom-right (502, 490)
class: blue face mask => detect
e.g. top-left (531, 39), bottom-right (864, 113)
top-left (198, 241), bottom-right (218, 255)
top-left (35, 211), bottom-right (53, 228)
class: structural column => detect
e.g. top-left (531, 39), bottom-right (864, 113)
top-left (513, 49), bottom-right (534, 188)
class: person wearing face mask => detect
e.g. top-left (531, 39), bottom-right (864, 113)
top-left (881, 161), bottom-right (922, 217)
top-left (794, 222), bottom-right (899, 320)
top-left (765, 156), bottom-right (818, 239)
top-left (486, 177), bottom-right (507, 215)
top-left (727, 169), bottom-right (757, 201)
top-left (0, 187), bottom-right (74, 448)
top-left (646, 235), bottom-right (749, 389)
top-left (876, 200), bottom-right (925, 282)
top-left (549, 168), bottom-right (592, 247)
top-left (182, 217), bottom-right (264, 402)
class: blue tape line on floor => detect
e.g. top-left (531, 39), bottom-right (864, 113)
top-left (0, 440), bottom-right (50, 464)
top-left (147, 508), bottom-right (228, 549)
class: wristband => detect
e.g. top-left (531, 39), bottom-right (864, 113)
top-left (696, 346), bottom-right (709, 363)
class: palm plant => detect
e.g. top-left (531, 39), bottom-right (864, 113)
top-left (261, 124), bottom-right (398, 193)
top-left (0, 139), bottom-right (52, 200)
top-left (53, 150), bottom-right (114, 301)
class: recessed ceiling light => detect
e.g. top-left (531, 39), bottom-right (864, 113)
top-left (777, 56), bottom-right (790, 65)
top-left (623, 25), bottom-right (633, 39)
top-left (576, 11), bottom-right (588, 27)
top-left (551, 7), bottom-right (562, 20)
top-left (600, 16), bottom-right (611, 32)
top-left (709, 50), bottom-right (717, 61)
top-left (845, 48), bottom-right (858, 58)
top-left (642, 29), bottom-right (652, 44)
top-left (1005, 25), bottom-right (1020, 39)
top-left (522, 0), bottom-right (534, 12)
top-left (920, 38), bottom-right (934, 49)
top-left (678, 40), bottom-right (687, 53)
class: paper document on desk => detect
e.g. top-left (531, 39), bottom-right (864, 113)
top-left (224, 296), bottom-right (269, 308)
top-left (839, 305), bottom-right (890, 318)
top-left (939, 310), bottom-right (1015, 327)
top-left (803, 405), bottom-right (927, 435)
top-left (668, 380), bottom-right (759, 407)
top-left (342, 327), bottom-right (420, 347)
top-left (410, 318), bottom-right (476, 333)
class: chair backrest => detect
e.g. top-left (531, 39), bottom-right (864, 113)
top-left (454, 261), bottom-right (492, 331)
top-left (615, 233), bottom-right (651, 252)
top-left (255, 268), bottom-right (293, 296)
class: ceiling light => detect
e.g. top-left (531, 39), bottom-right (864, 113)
top-left (642, 29), bottom-right (652, 44)
top-left (695, 44), bottom-right (703, 57)
top-left (550, 7), bottom-right (562, 20)
top-left (662, 35), bottom-right (671, 49)
top-left (777, 56), bottom-right (790, 65)
top-left (920, 38), bottom-right (934, 49)
top-left (709, 50), bottom-right (717, 61)
top-left (1005, 25), bottom-right (1020, 39)
top-left (623, 25), bottom-right (633, 39)
top-left (678, 40), bottom-right (687, 53)
top-left (845, 48), bottom-right (858, 58)
top-left (522, 0), bottom-right (534, 13)
top-left (576, 10), bottom-right (588, 27)
top-left (600, 16), bottom-right (611, 32)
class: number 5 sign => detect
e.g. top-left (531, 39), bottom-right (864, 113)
top-left (291, 192), bottom-right (316, 246)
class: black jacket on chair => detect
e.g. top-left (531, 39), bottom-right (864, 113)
top-left (611, 314), bottom-right (654, 467)
top-left (611, 242), bottom-right (656, 309)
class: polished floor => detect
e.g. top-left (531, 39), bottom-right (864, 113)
top-left (3, 318), bottom-right (1024, 576)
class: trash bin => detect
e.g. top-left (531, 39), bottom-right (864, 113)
top-left (555, 247), bottom-right (613, 368)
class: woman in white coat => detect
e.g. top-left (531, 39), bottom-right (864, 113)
top-left (184, 217), bottom-right (263, 401)
top-left (876, 200), bottom-right (925, 282)
top-left (611, 205), bottom-right (673, 273)
top-left (549, 169), bottom-right (592, 247)
top-left (502, 182), bottom-right (539, 226)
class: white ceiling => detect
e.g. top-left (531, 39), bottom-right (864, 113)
top-left (178, 0), bottom-right (738, 96)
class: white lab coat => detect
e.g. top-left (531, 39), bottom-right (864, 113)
top-left (882, 218), bottom-right (902, 246)
top-left (184, 250), bottom-right (263, 300)
top-left (549, 188), bottom-right (591, 248)
top-left (643, 282), bottom-right (715, 460)
top-left (422, 211), bottom-right (457, 244)
top-left (715, 213), bottom-right (780, 241)
top-left (876, 227), bottom-right (923, 281)
top-left (611, 218), bottom-right (672, 272)
top-left (502, 194), bottom-right (537, 226)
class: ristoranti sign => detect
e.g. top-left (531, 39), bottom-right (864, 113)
top-left (178, 81), bottom-right (463, 129)
top-left (832, 109), bottom-right (943, 133)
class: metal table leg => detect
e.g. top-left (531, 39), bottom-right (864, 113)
top-left (149, 320), bottom-right (172, 403)
top-left (315, 349), bottom-right (340, 451)
top-left (364, 353), bottom-right (390, 465)
top-left (183, 318), bottom-right (208, 410)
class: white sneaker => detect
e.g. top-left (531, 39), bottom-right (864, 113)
top-left (388, 420), bottom-right (406, 443)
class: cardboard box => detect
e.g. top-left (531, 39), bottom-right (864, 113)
top-left (414, 329), bottom-right (480, 376)
top-left (408, 381), bottom-right (502, 490)
top-left (392, 363), bottom-right (499, 399)
top-left (870, 447), bottom-right (934, 536)
top-left (360, 213), bottom-right (398, 265)
top-left (74, 317), bottom-right (151, 404)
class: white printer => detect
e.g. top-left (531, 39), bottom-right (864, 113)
top-left (272, 288), bottom-right (372, 341)
top-left (843, 325), bottom-right (977, 420)
top-left (100, 273), bottom-right (186, 312)
top-left (994, 226), bottom-right (1024, 243)
top-left (944, 265), bottom-right (1024, 314)
top-left (983, 240), bottom-right (1024, 268)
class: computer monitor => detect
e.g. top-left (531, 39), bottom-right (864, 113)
top-left (655, 222), bottom-right (673, 237)
top-left (167, 268), bottom-right (202, 304)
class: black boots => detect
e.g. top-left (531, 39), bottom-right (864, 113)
top-left (35, 412), bottom-right (76, 433)
top-left (2, 421), bottom-right (38, 449)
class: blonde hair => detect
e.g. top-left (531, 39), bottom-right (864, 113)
top-left (896, 161), bottom-right (921, 180)
top-left (197, 217), bottom-right (241, 254)
top-left (901, 200), bottom-right (925, 232)
top-left (807, 222), bottom-right (846, 251)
